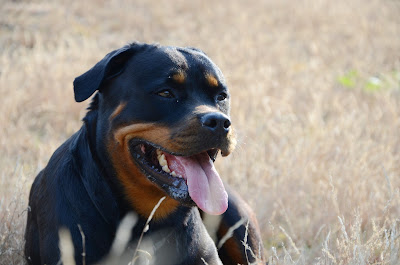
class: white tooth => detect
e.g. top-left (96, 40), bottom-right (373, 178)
top-left (156, 149), bottom-right (162, 156)
top-left (162, 165), bottom-right (171, 173)
top-left (171, 171), bottom-right (177, 176)
top-left (178, 174), bottom-right (183, 178)
top-left (159, 154), bottom-right (167, 167)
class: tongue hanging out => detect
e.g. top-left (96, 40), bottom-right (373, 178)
top-left (163, 152), bottom-right (228, 215)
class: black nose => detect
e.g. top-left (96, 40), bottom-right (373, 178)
top-left (200, 112), bottom-right (231, 134)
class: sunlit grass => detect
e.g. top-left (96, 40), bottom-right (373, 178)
top-left (1, 0), bottom-right (400, 264)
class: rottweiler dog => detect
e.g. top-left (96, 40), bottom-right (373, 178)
top-left (25, 42), bottom-right (265, 265)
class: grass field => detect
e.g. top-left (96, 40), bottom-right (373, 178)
top-left (1, 0), bottom-right (400, 264)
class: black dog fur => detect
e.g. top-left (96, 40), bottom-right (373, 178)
top-left (25, 42), bottom-right (265, 265)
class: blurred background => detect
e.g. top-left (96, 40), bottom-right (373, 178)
top-left (1, 0), bottom-right (399, 264)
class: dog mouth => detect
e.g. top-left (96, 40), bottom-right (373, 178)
top-left (130, 140), bottom-right (228, 215)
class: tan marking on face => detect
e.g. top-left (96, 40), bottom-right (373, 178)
top-left (221, 128), bottom-right (237, 156)
top-left (114, 123), bottom-right (182, 150)
top-left (194, 105), bottom-right (218, 115)
top-left (109, 123), bottom-right (181, 219)
top-left (205, 73), bottom-right (219, 87)
top-left (109, 102), bottom-right (127, 122)
top-left (171, 71), bottom-right (186, 84)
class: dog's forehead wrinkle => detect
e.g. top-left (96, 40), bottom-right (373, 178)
top-left (163, 47), bottom-right (189, 70)
top-left (173, 47), bottom-right (217, 73)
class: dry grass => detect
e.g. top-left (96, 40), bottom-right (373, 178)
top-left (1, 0), bottom-right (400, 264)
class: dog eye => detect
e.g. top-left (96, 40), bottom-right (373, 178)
top-left (216, 92), bottom-right (228, 101)
top-left (157, 90), bottom-right (175, 98)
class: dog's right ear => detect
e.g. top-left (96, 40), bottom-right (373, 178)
top-left (73, 45), bottom-right (136, 102)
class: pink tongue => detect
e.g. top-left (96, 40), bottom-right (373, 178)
top-left (164, 152), bottom-right (228, 215)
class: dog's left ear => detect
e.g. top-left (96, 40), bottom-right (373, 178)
top-left (73, 45), bottom-right (136, 102)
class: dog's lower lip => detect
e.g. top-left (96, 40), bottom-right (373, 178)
top-left (130, 140), bottom-right (193, 204)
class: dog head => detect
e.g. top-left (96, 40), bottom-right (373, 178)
top-left (73, 43), bottom-right (236, 218)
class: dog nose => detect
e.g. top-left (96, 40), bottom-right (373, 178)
top-left (200, 112), bottom-right (231, 134)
